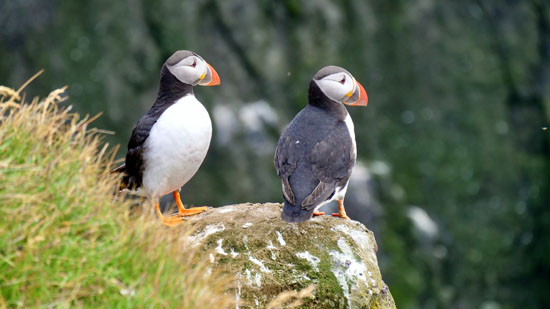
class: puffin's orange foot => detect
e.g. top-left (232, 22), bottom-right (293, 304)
top-left (161, 215), bottom-right (186, 227)
top-left (332, 200), bottom-right (351, 220)
top-left (172, 191), bottom-right (210, 217)
top-left (313, 211), bottom-right (325, 216)
top-left (178, 206), bottom-right (209, 217)
top-left (155, 202), bottom-right (207, 227)
top-left (331, 213), bottom-right (351, 220)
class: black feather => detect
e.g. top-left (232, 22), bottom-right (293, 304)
top-left (275, 80), bottom-right (356, 223)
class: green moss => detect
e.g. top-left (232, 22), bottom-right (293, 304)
top-left (186, 203), bottom-right (395, 308)
top-left (303, 249), bottom-right (346, 308)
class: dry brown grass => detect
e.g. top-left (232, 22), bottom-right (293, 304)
top-left (0, 74), bottom-right (233, 308)
top-left (266, 285), bottom-right (316, 309)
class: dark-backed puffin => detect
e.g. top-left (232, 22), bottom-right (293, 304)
top-left (274, 65), bottom-right (368, 223)
top-left (112, 50), bottom-right (220, 226)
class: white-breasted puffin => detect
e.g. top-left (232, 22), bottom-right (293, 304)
top-left (112, 50), bottom-right (220, 226)
top-left (274, 65), bottom-right (368, 223)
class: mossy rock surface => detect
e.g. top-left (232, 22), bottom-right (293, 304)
top-left (186, 203), bottom-right (396, 309)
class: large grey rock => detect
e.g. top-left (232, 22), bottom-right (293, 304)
top-left (185, 203), bottom-right (396, 308)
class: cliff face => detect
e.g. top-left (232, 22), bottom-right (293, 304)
top-left (185, 203), bottom-right (396, 308)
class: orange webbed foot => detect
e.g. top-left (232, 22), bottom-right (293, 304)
top-left (332, 200), bottom-right (351, 220)
top-left (172, 191), bottom-right (209, 217)
top-left (313, 211), bottom-right (325, 216)
top-left (331, 212), bottom-right (351, 220)
top-left (154, 193), bottom-right (210, 227)
top-left (155, 202), bottom-right (187, 227)
top-left (178, 206), bottom-right (209, 216)
top-left (161, 215), bottom-right (186, 227)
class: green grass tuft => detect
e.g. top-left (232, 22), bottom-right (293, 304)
top-left (0, 81), bottom-right (233, 308)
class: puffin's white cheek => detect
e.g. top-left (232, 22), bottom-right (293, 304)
top-left (316, 79), bottom-right (349, 101)
top-left (169, 66), bottom-right (199, 84)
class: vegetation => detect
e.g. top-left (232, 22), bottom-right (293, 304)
top-left (0, 80), bottom-right (233, 308)
top-left (0, 1), bottom-right (548, 307)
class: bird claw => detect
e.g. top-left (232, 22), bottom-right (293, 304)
top-left (177, 206), bottom-right (209, 216)
top-left (161, 215), bottom-right (186, 227)
top-left (331, 213), bottom-right (351, 220)
top-left (162, 207), bottom-right (209, 227)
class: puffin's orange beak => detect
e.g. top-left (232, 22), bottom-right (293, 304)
top-left (203, 63), bottom-right (220, 86)
top-left (345, 81), bottom-right (368, 106)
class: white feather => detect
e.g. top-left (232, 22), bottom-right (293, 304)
top-left (344, 114), bottom-right (357, 161)
top-left (142, 95), bottom-right (212, 198)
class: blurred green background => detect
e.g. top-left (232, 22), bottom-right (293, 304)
top-left (1, 0), bottom-right (549, 308)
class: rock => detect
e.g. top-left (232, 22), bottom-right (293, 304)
top-left (185, 203), bottom-right (396, 309)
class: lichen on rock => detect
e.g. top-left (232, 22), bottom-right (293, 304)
top-left (185, 203), bottom-right (396, 308)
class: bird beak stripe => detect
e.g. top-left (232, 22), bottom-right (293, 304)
top-left (199, 72), bottom-right (206, 80)
top-left (345, 90), bottom-right (353, 97)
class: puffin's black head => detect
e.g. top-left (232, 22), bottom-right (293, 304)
top-left (310, 65), bottom-right (368, 106)
top-left (163, 50), bottom-right (220, 87)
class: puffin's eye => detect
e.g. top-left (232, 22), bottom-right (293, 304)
top-left (191, 59), bottom-right (197, 68)
top-left (339, 76), bottom-right (346, 84)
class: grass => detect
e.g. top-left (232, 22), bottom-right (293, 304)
top-left (0, 75), bottom-right (233, 308)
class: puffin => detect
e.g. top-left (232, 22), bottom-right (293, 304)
top-left (111, 50), bottom-right (220, 226)
top-left (274, 65), bottom-right (368, 223)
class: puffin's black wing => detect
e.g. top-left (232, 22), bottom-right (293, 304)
top-left (274, 134), bottom-right (300, 205)
top-left (301, 122), bottom-right (355, 209)
top-left (117, 101), bottom-right (173, 190)
top-left (116, 115), bottom-right (155, 190)
top-left (275, 107), bottom-right (355, 212)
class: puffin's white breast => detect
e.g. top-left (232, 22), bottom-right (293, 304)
top-left (344, 114), bottom-right (357, 161)
top-left (142, 95), bottom-right (212, 198)
top-left (333, 114), bottom-right (356, 200)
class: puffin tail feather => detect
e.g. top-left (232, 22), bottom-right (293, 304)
top-left (110, 163), bottom-right (130, 191)
top-left (281, 200), bottom-right (313, 223)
